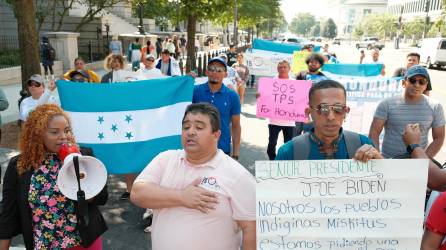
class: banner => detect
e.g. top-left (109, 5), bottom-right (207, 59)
top-left (245, 51), bottom-right (293, 77)
top-left (253, 38), bottom-right (321, 54)
top-left (291, 51), bottom-right (310, 74)
top-left (57, 76), bottom-right (194, 174)
top-left (256, 159), bottom-right (429, 250)
top-left (322, 63), bottom-right (384, 77)
top-left (322, 72), bottom-right (404, 134)
top-left (256, 78), bottom-right (311, 121)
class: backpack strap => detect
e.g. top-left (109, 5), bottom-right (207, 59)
top-left (343, 130), bottom-right (362, 159)
top-left (292, 133), bottom-right (311, 160)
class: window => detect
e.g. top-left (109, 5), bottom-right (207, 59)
top-left (363, 9), bottom-right (372, 16)
top-left (440, 40), bottom-right (446, 50)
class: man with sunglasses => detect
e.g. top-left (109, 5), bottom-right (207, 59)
top-left (193, 57), bottom-right (241, 160)
top-left (137, 54), bottom-right (163, 79)
top-left (19, 74), bottom-right (58, 122)
top-left (369, 65), bottom-right (445, 158)
top-left (276, 80), bottom-right (382, 161)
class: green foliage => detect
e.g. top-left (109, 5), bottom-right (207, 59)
top-left (310, 22), bottom-right (321, 37)
top-left (321, 18), bottom-right (337, 38)
top-left (289, 12), bottom-right (316, 36)
top-left (402, 17), bottom-right (425, 39)
top-left (353, 25), bottom-right (364, 38)
top-left (358, 13), bottom-right (397, 39)
top-left (0, 50), bottom-right (20, 69)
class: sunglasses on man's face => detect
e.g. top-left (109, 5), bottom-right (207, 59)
top-left (408, 77), bottom-right (428, 86)
top-left (310, 104), bottom-right (348, 116)
top-left (27, 81), bottom-right (42, 87)
top-left (207, 65), bottom-right (226, 73)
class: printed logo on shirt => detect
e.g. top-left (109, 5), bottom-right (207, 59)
top-left (199, 176), bottom-right (223, 194)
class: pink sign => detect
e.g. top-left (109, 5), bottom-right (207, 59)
top-left (256, 77), bottom-right (311, 121)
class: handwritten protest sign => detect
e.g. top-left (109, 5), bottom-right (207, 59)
top-left (323, 72), bottom-right (404, 134)
top-left (256, 159), bottom-right (428, 250)
top-left (256, 77), bottom-right (311, 121)
top-left (291, 51), bottom-right (310, 74)
top-left (245, 51), bottom-right (293, 76)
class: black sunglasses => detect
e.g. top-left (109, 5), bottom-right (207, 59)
top-left (408, 77), bottom-right (428, 86)
top-left (27, 81), bottom-right (42, 87)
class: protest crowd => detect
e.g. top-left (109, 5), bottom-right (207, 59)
top-left (0, 32), bottom-right (445, 250)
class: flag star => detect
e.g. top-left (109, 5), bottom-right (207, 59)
top-left (98, 132), bottom-right (105, 140)
top-left (111, 124), bottom-right (118, 132)
top-left (125, 115), bottom-right (133, 123)
top-left (125, 132), bottom-right (133, 140)
top-left (97, 116), bottom-right (105, 124)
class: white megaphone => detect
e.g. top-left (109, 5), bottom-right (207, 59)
top-left (56, 144), bottom-right (107, 200)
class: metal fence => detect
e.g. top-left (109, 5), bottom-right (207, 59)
top-left (0, 36), bottom-right (20, 69)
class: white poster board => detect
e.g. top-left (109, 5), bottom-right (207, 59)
top-left (256, 159), bottom-right (429, 250)
top-left (245, 51), bottom-right (293, 77)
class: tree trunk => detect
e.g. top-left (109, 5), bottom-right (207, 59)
top-left (13, 0), bottom-right (41, 90)
top-left (186, 13), bottom-right (197, 73)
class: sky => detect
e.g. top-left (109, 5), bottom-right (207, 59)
top-left (280, 0), bottom-right (330, 22)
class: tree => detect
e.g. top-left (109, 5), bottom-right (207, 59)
top-left (359, 13), bottom-right (397, 40)
top-left (321, 18), bottom-right (337, 38)
top-left (35, 0), bottom-right (121, 32)
top-left (310, 22), bottom-right (321, 37)
top-left (289, 13), bottom-right (316, 36)
top-left (6, 0), bottom-right (41, 90)
top-left (402, 17), bottom-right (425, 40)
top-left (353, 25), bottom-right (364, 38)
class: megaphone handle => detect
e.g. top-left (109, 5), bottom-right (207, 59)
top-left (73, 156), bottom-right (89, 225)
top-left (73, 156), bottom-right (82, 191)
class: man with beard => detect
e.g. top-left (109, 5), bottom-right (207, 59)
top-left (192, 58), bottom-right (241, 160)
top-left (296, 53), bottom-right (327, 84)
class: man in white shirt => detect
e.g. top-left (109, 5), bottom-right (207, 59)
top-left (137, 54), bottom-right (164, 80)
top-left (362, 49), bottom-right (385, 76)
top-left (19, 74), bottom-right (57, 121)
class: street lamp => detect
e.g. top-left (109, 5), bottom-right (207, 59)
top-left (395, 5), bottom-right (404, 49)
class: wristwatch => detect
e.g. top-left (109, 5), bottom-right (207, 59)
top-left (406, 144), bottom-right (420, 154)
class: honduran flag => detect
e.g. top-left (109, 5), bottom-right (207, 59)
top-left (322, 63), bottom-right (384, 77)
top-left (57, 76), bottom-right (194, 174)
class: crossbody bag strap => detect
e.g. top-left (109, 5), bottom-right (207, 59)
top-left (73, 156), bottom-right (89, 224)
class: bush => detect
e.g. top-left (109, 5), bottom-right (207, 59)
top-left (0, 50), bottom-right (20, 69)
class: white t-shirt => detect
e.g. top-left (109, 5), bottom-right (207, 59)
top-left (136, 68), bottom-right (164, 80)
top-left (269, 76), bottom-right (296, 126)
top-left (112, 69), bottom-right (136, 82)
top-left (19, 90), bottom-right (58, 121)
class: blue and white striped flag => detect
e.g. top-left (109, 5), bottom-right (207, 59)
top-left (57, 76), bottom-right (194, 174)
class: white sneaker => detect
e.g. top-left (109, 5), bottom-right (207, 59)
top-left (142, 209), bottom-right (153, 220)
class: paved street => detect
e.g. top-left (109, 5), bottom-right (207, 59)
top-left (2, 42), bottom-right (446, 249)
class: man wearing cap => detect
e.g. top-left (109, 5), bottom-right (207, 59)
top-left (155, 49), bottom-right (181, 76)
top-left (393, 52), bottom-right (432, 96)
top-left (137, 54), bottom-right (163, 79)
top-left (369, 65), bottom-right (445, 158)
top-left (192, 57), bottom-right (241, 160)
top-left (63, 57), bottom-right (100, 83)
top-left (19, 74), bottom-right (58, 121)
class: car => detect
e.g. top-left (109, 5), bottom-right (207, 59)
top-left (333, 38), bottom-right (341, 45)
top-left (355, 37), bottom-right (385, 50)
top-left (285, 37), bottom-right (309, 44)
top-left (418, 37), bottom-right (446, 69)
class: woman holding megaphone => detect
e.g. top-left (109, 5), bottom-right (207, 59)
top-left (0, 104), bottom-right (108, 250)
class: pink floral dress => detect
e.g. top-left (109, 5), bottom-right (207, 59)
top-left (28, 153), bottom-right (81, 249)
